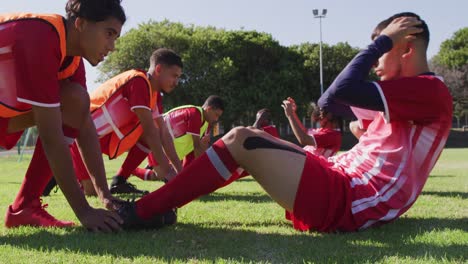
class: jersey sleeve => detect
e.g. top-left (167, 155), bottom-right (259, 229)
top-left (310, 129), bottom-right (341, 149)
top-left (186, 108), bottom-right (202, 136)
top-left (122, 77), bottom-right (151, 112)
top-left (15, 21), bottom-right (61, 107)
top-left (375, 76), bottom-right (452, 123)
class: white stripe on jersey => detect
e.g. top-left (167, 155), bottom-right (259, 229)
top-left (344, 150), bottom-right (370, 175)
top-left (428, 136), bottom-right (447, 171)
top-left (323, 149), bottom-right (334, 158)
top-left (359, 179), bottom-right (420, 230)
top-left (412, 127), bottom-right (437, 170)
top-left (351, 126), bottom-right (416, 214)
top-left (352, 124), bottom-right (443, 216)
top-left (350, 153), bottom-right (387, 188)
top-left (372, 82), bottom-right (390, 123)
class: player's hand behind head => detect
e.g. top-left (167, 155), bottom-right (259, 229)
top-left (380, 16), bottom-right (423, 46)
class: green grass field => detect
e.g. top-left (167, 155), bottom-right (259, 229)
top-left (0, 149), bottom-right (467, 263)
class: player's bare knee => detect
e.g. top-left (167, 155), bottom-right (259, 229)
top-left (60, 82), bottom-right (90, 126)
top-left (224, 126), bottom-right (255, 144)
top-left (60, 82), bottom-right (89, 111)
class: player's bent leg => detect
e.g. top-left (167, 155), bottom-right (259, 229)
top-left (59, 81), bottom-right (90, 130)
top-left (223, 127), bottom-right (306, 211)
top-left (6, 82), bottom-right (88, 228)
top-left (120, 126), bottom-right (306, 230)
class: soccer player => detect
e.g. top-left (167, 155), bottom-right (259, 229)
top-left (252, 108), bottom-right (280, 138)
top-left (71, 48), bottom-right (183, 196)
top-left (1, 0), bottom-right (126, 231)
top-left (282, 97), bottom-right (342, 158)
top-left (116, 13), bottom-right (452, 232)
top-left (126, 95), bottom-right (225, 184)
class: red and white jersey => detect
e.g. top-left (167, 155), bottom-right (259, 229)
top-left (303, 127), bottom-right (342, 158)
top-left (262, 125), bottom-right (280, 138)
top-left (330, 75), bottom-right (452, 230)
top-left (92, 75), bottom-right (154, 138)
top-left (164, 106), bottom-right (204, 138)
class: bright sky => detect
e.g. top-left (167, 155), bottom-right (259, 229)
top-left (2, 0), bottom-right (467, 91)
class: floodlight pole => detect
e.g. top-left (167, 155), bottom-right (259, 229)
top-left (313, 9), bottom-right (327, 95)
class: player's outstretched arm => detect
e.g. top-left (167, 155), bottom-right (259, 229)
top-left (192, 134), bottom-right (210, 158)
top-left (134, 108), bottom-right (174, 180)
top-left (282, 98), bottom-right (315, 146)
top-left (76, 113), bottom-right (123, 210)
top-left (156, 117), bottom-right (183, 173)
top-left (32, 105), bottom-right (122, 232)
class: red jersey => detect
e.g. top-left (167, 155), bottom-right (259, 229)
top-left (0, 18), bottom-right (85, 111)
top-left (303, 128), bottom-right (341, 158)
top-left (164, 106), bottom-right (205, 138)
top-left (330, 75), bottom-right (452, 230)
top-left (92, 73), bottom-right (156, 138)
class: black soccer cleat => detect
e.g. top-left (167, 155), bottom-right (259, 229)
top-left (117, 201), bottom-right (177, 230)
top-left (110, 175), bottom-right (149, 195)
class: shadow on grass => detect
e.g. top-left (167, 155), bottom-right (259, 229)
top-left (422, 191), bottom-right (468, 199)
top-left (1, 217), bottom-right (466, 263)
top-left (429, 174), bottom-right (457, 178)
top-left (198, 192), bottom-right (272, 203)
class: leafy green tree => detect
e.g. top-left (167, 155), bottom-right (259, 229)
top-left (98, 20), bottom-right (360, 130)
top-left (433, 27), bottom-right (468, 69)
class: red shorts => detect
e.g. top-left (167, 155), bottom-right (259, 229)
top-left (0, 117), bottom-right (23, 149)
top-left (287, 152), bottom-right (357, 232)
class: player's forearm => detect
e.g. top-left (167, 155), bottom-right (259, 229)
top-left (287, 113), bottom-right (314, 146)
top-left (193, 143), bottom-right (205, 158)
top-left (319, 35), bottom-right (392, 113)
top-left (75, 115), bottom-right (111, 200)
top-left (349, 120), bottom-right (366, 139)
top-left (162, 131), bottom-right (182, 172)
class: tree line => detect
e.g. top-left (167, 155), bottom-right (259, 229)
top-left (11, 21), bottom-right (467, 150)
top-left (431, 27), bottom-right (468, 128)
top-left (97, 20), bottom-right (359, 130)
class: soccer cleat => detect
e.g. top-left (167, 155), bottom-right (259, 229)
top-left (117, 201), bottom-right (177, 230)
top-left (5, 199), bottom-right (75, 228)
top-left (110, 175), bottom-right (149, 195)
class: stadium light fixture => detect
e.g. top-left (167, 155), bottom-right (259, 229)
top-left (313, 9), bottom-right (327, 95)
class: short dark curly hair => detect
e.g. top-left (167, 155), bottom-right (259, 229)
top-left (149, 48), bottom-right (184, 71)
top-left (66, 0), bottom-right (126, 24)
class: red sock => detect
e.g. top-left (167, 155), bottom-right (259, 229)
top-left (11, 125), bottom-right (79, 211)
top-left (136, 139), bottom-right (240, 219)
top-left (132, 168), bottom-right (152, 180)
top-left (117, 143), bottom-right (150, 179)
top-left (147, 153), bottom-right (156, 167)
top-left (182, 152), bottom-right (195, 168)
